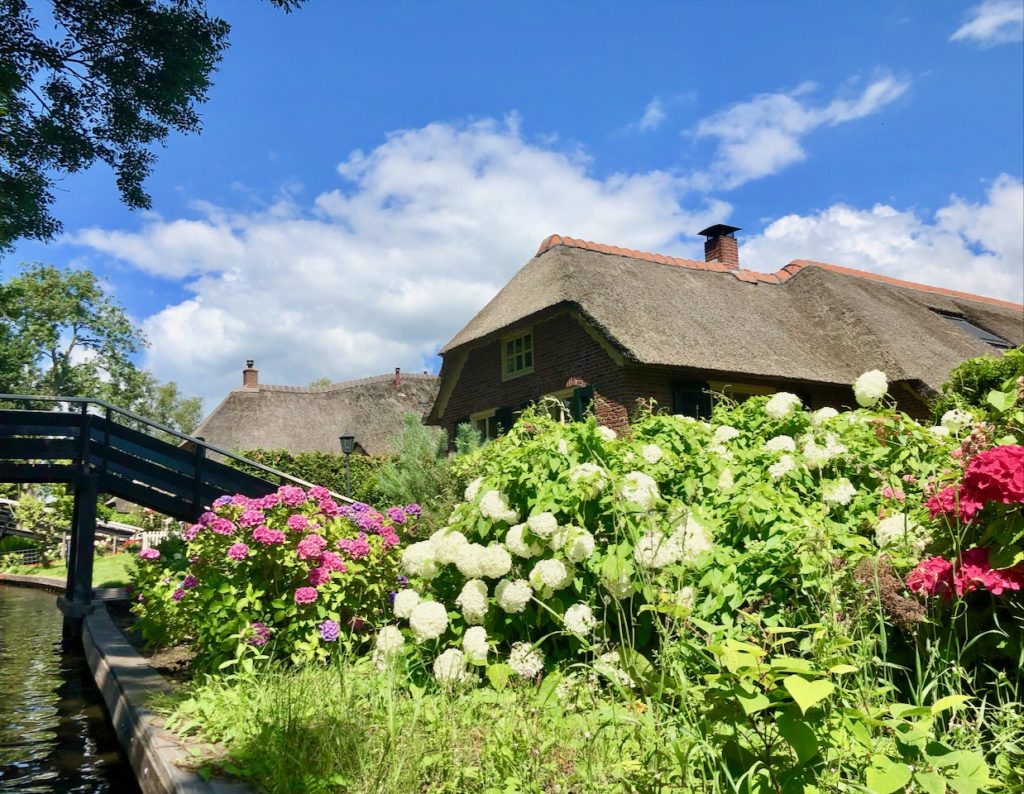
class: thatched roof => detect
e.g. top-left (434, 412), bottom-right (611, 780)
top-left (195, 373), bottom-right (438, 456)
top-left (440, 235), bottom-right (1023, 392)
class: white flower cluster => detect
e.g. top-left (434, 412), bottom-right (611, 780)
top-left (401, 541), bottom-right (439, 579)
top-left (712, 425), bottom-right (740, 444)
top-left (595, 651), bottom-right (635, 688)
top-left (717, 468), bottom-right (735, 490)
top-left (763, 435), bottom-right (796, 453)
top-left (372, 625), bottom-right (405, 668)
top-left (495, 578), bottom-right (533, 613)
top-left (569, 462), bottom-right (608, 499)
top-left (619, 471), bottom-right (660, 510)
top-left (409, 600), bottom-right (449, 641)
top-left (464, 477), bottom-right (484, 502)
top-left (597, 426), bottom-right (617, 442)
top-left (674, 586), bottom-right (696, 611)
top-left (561, 527), bottom-right (596, 563)
top-left (393, 589), bottom-right (420, 619)
top-left (941, 409), bottom-right (974, 434)
top-left (853, 370), bottom-right (888, 407)
top-left (455, 579), bottom-right (489, 624)
top-left (529, 558), bottom-right (573, 596)
top-left (633, 515), bottom-right (712, 568)
top-left (462, 626), bottom-right (489, 664)
top-left (765, 392), bottom-right (802, 419)
top-left (801, 434), bottom-right (847, 469)
top-left (929, 425), bottom-right (950, 438)
top-left (769, 455), bottom-right (796, 480)
top-left (508, 642), bottom-right (545, 678)
top-left (822, 477), bottom-right (856, 506)
top-left (811, 407), bottom-right (839, 426)
top-left (641, 444), bottom-right (664, 464)
top-left (875, 515), bottom-right (928, 555)
top-left (527, 512), bottom-right (558, 538)
top-left (563, 603), bottom-right (598, 635)
top-left (505, 523), bottom-right (543, 558)
top-left (479, 490), bottom-right (519, 523)
top-left (433, 648), bottom-right (467, 685)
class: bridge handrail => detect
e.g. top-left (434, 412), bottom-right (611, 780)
top-left (0, 393), bottom-right (352, 504)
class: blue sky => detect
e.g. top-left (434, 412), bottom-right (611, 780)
top-left (6, 0), bottom-right (1023, 409)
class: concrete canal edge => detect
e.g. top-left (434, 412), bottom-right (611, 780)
top-left (1, 572), bottom-right (250, 794)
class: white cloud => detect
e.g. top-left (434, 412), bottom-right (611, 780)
top-left (741, 174), bottom-right (1024, 302)
top-left (690, 73), bottom-right (909, 189)
top-left (951, 0), bottom-right (1023, 46)
top-left (637, 98), bottom-right (667, 132)
top-left (73, 118), bottom-right (727, 406)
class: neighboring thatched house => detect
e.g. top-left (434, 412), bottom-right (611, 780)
top-left (427, 226), bottom-right (1023, 440)
top-left (196, 364), bottom-right (438, 456)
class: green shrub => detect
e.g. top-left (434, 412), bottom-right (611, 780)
top-left (932, 346), bottom-right (1023, 419)
top-left (231, 448), bottom-right (389, 506)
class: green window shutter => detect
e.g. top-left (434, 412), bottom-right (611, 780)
top-left (671, 380), bottom-right (711, 419)
top-left (570, 385), bottom-right (595, 421)
top-left (494, 406), bottom-right (514, 434)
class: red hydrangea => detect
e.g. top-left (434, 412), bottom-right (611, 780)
top-left (907, 556), bottom-right (955, 599)
top-left (926, 484), bottom-right (983, 523)
top-left (961, 444), bottom-right (1024, 507)
top-left (907, 547), bottom-right (1024, 599)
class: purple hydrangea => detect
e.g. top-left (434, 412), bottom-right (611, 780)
top-left (212, 495), bottom-right (233, 508)
top-left (139, 548), bottom-right (160, 560)
top-left (319, 619), bottom-right (341, 642)
top-left (386, 507), bottom-right (407, 525)
top-left (404, 503), bottom-right (422, 517)
top-left (249, 622), bottom-right (271, 647)
top-left (182, 575), bottom-right (198, 589)
top-left (172, 588), bottom-right (185, 602)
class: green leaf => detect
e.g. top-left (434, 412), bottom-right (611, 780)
top-left (866, 756), bottom-right (912, 794)
top-left (913, 770), bottom-right (947, 794)
top-left (828, 664), bottom-right (859, 675)
top-left (486, 663), bottom-right (512, 692)
top-left (776, 712), bottom-right (819, 764)
top-left (931, 695), bottom-right (971, 715)
top-left (734, 684), bottom-right (771, 716)
top-left (783, 675), bottom-right (835, 715)
top-left (986, 388), bottom-right (1015, 412)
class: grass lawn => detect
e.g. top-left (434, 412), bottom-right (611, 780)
top-left (1, 553), bottom-right (135, 588)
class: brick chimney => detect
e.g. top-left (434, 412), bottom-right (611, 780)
top-left (393, 367), bottom-right (401, 387)
top-left (698, 224), bottom-right (741, 269)
top-left (242, 359), bottom-right (258, 389)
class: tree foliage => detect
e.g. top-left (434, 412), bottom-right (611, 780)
top-left (230, 448), bottom-right (390, 508)
top-left (932, 346), bottom-right (1024, 419)
top-left (0, 0), bottom-right (304, 251)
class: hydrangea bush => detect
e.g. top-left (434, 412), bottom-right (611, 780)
top-left (132, 484), bottom-right (421, 669)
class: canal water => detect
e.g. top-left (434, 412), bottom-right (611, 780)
top-left (0, 584), bottom-right (140, 792)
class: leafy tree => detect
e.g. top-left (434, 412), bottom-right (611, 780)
top-left (308, 376), bottom-right (333, 388)
top-left (0, 0), bottom-right (304, 252)
top-left (131, 373), bottom-right (203, 435)
top-left (932, 347), bottom-right (1024, 419)
top-left (377, 413), bottom-right (461, 527)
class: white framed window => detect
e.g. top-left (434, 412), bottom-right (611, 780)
top-left (708, 380), bottom-right (776, 404)
top-left (502, 330), bottom-right (534, 380)
top-left (470, 409), bottom-right (500, 443)
top-left (540, 388), bottom-right (574, 422)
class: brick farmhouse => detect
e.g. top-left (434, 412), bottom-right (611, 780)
top-left (427, 226), bottom-right (1023, 440)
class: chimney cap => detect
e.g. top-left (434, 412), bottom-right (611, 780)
top-left (245, 359), bottom-right (254, 368)
top-left (698, 223), bottom-right (741, 239)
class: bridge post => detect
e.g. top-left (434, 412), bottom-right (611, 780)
top-left (59, 409), bottom-right (99, 624)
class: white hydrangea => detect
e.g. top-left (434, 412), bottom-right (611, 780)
top-left (401, 541), bottom-right (438, 579)
top-left (823, 477), bottom-right (856, 506)
top-left (669, 515), bottom-right (713, 563)
top-left (619, 471), bottom-right (660, 510)
top-left (717, 468), bottom-right (735, 491)
top-left (824, 433), bottom-right (848, 457)
top-left (597, 426), bottom-right (617, 442)
top-left (481, 543), bottom-right (513, 578)
top-left (393, 589), bottom-right (421, 619)
top-left (409, 600), bottom-right (449, 642)
top-left (712, 425), bottom-right (740, 444)
top-left (633, 530), bottom-right (682, 569)
top-left (853, 369), bottom-right (888, 407)
top-left (811, 407), bottom-right (839, 426)
top-left (433, 648), bottom-right (467, 685)
top-left (464, 477), bottom-right (484, 502)
top-left (479, 490), bottom-right (518, 523)
top-left (930, 425), bottom-right (950, 437)
top-left (875, 514), bottom-right (927, 554)
top-left (431, 529), bottom-right (468, 565)
top-left (527, 512), bottom-right (559, 538)
top-left (763, 435), bottom-right (796, 453)
top-left (569, 462), bottom-right (608, 499)
top-left (372, 625), bottom-right (405, 668)
top-left (941, 409), bottom-right (974, 434)
top-left (529, 558), bottom-right (573, 594)
top-left (495, 578), bottom-right (533, 613)
top-left (508, 642), bottom-right (545, 678)
top-left (563, 603), bottom-right (598, 635)
top-left (674, 586), bottom-right (696, 611)
top-left (454, 543), bottom-right (489, 578)
top-left (505, 523), bottom-right (543, 558)
top-left (595, 651), bottom-right (635, 688)
top-left (769, 455), bottom-right (796, 480)
top-left (462, 626), bottom-right (489, 664)
top-left (563, 528), bottom-right (596, 563)
top-left (641, 444), bottom-right (664, 464)
top-left (557, 439), bottom-right (569, 455)
top-left (765, 392), bottom-right (802, 419)
top-left (801, 434), bottom-right (845, 469)
top-left (455, 579), bottom-right (489, 625)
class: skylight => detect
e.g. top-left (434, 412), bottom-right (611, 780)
top-left (935, 311), bottom-right (1013, 350)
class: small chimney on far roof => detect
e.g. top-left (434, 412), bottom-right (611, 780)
top-left (393, 367), bottom-right (401, 387)
top-left (698, 224), bottom-right (741, 270)
top-left (243, 359), bottom-right (258, 389)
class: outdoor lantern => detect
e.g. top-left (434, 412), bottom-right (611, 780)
top-left (339, 433), bottom-right (356, 496)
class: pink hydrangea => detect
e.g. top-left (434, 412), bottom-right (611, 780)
top-left (954, 547), bottom-right (1024, 596)
top-left (249, 622), bottom-right (271, 647)
top-left (238, 508), bottom-right (265, 528)
top-left (258, 493), bottom-right (281, 509)
top-left (227, 543), bottom-right (250, 561)
top-left (907, 556), bottom-right (955, 599)
top-left (962, 445), bottom-right (1024, 507)
top-left (198, 511), bottom-right (217, 526)
top-left (278, 485), bottom-right (307, 507)
top-left (319, 498), bottom-right (340, 517)
top-left (138, 547), bottom-right (160, 560)
top-left (287, 514), bottom-right (310, 532)
top-left (252, 525), bottom-right (286, 545)
top-left (927, 485), bottom-right (983, 523)
top-left (337, 533), bottom-right (371, 559)
top-left (296, 533), bottom-right (327, 560)
top-left (378, 526), bottom-right (400, 549)
top-left (881, 486), bottom-right (906, 502)
top-left (209, 517), bottom-right (237, 536)
top-left (294, 586), bottom-right (318, 605)
top-left (308, 566), bottom-right (332, 586)
top-left (183, 523), bottom-right (201, 541)
top-left (318, 550), bottom-right (347, 572)
top-left (308, 485), bottom-right (330, 501)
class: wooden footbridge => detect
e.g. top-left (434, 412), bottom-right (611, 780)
top-left (0, 395), bottom-right (337, 618)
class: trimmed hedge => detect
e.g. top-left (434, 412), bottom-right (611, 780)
top-left (230, 448), bottom-right (390, 506)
